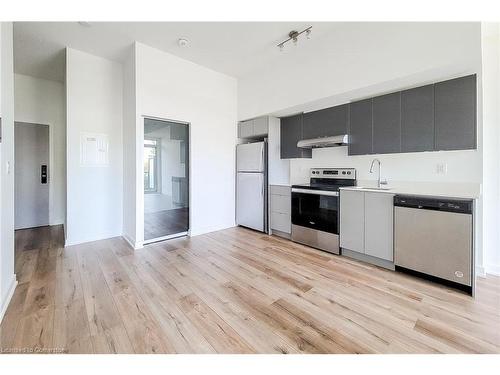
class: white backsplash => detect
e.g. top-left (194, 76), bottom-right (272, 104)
top-left (290, 146), bottom-right (482, 192)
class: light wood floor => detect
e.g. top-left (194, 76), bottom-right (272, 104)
top-left (1, 225), bottom-right (499, 354)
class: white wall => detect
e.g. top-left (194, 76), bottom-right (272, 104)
top-left (238, 23), bottom-right (481, 119)
top-left (238, 22), bottom-right (486, 272)
top-left (66, 48), bottom-right (123, 246)
top-left (122, 45), bottom-right (137, 246)
top-left (134, 42), bottom-right (237, 245)
top-left (481, 23), bottom-right (500, 276)
top-left (0, 22), bottom-right (16, 322)
top-left (14, 74), bottom-right (66, 226)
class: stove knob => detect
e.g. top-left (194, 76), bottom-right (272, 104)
top-left (347, 171), bottom-right (351, 175)
top-left (342, 171), bottom-right (346, 175)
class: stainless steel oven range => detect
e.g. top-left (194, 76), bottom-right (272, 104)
top-left (291, 168), bottom-right (356, 254)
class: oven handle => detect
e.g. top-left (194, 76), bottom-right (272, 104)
top-left (291, 188), bottom-right (339, 196)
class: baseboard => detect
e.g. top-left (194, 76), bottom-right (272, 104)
top-left (476, 265), bottom-right (486, 278)
top-left (65, 232), bottom-right (122, 247)
top-left (189, 222), bottom-right (236, 237)
top-left (123, 233), bottom-right (143, 250)
top-left (485, 263), bottom-right (500, 276)
top-left (0, 275), bottom-right (18, 324)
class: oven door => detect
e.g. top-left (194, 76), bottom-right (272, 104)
top-left (291, 188), bottom-right (339, 234)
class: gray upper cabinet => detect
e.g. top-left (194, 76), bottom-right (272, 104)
top-left (302, 104), bottom-right (348, 139)
top-left (401, 84), bottom-right (435, 152)
top-left (434, 75), bottom-right (476, 151)
top-left (348, 99), bottom-right (373, 156)
top-left (253, 117), bottom-right (269, 136)
top-left (238, 117), bottom-right (269, 138)
top-left (280, 114), bottom-right (312, 159)
top-left (238, 120), bottom-right (254, 138)
top-left (372, 92), bottom-right (401, 154)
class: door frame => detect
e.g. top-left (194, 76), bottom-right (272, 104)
top-left (14, 121), bottom-right (52, 229)
top-left (141, 115), bottom-right (191, 245)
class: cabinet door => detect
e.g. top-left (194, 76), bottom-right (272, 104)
top-left (434, 75), bottom-right (476, 150)
top-left (339, 190), bottom-right (365, 253)
top-left (280, 114), bottom-right (312, 159)
top-left (364, 192), bottom-right (394, 261)
top-left (348, 99), bottom-right (373, 155)
top-left (401, 85), bottom-right (434, 152)
top-left (253, 117), bottom-right (269, 136)
top-left (238, 120), bottom-right (254, 138)
top-left (303, 104), bottom-right (348, 139)
top-left (372, 92), bottom-right (401, 154)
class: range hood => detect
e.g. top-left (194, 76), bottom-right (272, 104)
top-left (297, 134), bottom-right (349, 149)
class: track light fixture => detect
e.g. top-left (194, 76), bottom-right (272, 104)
top-left (277, 26), bottom-right (312, 52)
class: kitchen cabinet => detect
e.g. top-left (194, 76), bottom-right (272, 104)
top-left (238, 117), bottom-right (269, 138)
top-left (434, 75), bottom-right (476, 151)
top-left (401, 84), bottom-right (434, 152)
top-left (372, 92), bottom-right (401, 154)
top-left (348, 99), bottom-right (373, 156)
top-left (270, 185), bottom-right (291, 236)
top-left (302, 104), bottom-right (348, 139)
top-left (340, 189), bottom-right (394, 262)
top-left (339, 190), bottom-right (365, 253)
top-left (280, 114), bottom-right (312, 159)
top-left (364, 192), bottom-right (394, 261)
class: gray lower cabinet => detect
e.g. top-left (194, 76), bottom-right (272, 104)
top-left (280, 114), bottom-right (312, 159)
top-left (372, 92), bottom-right (401, 154)
top-left (340, 190), bottom-right (394, 262)
top-left (434, 74), bottom-right (476, 151)
top-left (401, 84), bottom-right (435, 152)
top-left (348, 99), bottom-right (373, 156)
top-left (302, 104), bottom-right (348, 139)
top-left (364, 192), bottom-right (394, 261)
top-left (270, 185), bottom-right (291, 235)
top-left (339, 190), bottom-right (364, 253)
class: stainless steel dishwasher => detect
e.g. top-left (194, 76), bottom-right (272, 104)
top-left (394, 195), bottom-right (474, 295)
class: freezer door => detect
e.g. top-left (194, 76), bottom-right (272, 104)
top-left (236, 142), bottom-right (265, 172)
top-left (236, 172), bottom-right (265, 231)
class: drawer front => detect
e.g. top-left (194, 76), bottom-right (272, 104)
top-left (271, 194), bottom-right (290, 215)
top-left (270, 185), bottom-right (291, 196)
top-left (271, 212), bottom-right (291, 234)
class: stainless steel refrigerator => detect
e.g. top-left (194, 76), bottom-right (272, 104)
top-left (236, 141), bottom-right (268, 233)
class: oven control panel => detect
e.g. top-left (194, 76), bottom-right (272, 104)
top-left (310, 168), bottom-right (356, 179)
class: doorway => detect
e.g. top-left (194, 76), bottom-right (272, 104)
top-left (14, 122), bottom-right (50, 230)
top-left (143, 118), bottom-right (189, 243)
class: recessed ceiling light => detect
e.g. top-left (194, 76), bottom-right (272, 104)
top-left (78, 21), bottom-right (92, 27)
top-left (177, 38), bottom-right (189, 47)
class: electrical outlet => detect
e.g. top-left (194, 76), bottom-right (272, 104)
top-left (436, 163), bottom-right (447, 175)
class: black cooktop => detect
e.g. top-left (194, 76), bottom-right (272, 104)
top-left (291, 183), bottom-right (343, 192)
top-left (292, 180), bottom-right (357, 192)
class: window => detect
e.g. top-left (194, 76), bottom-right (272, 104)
top-left (144, 138), bottom-right (160, 193)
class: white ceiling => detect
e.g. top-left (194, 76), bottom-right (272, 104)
top-left (14, 22), bottom-right (338, 82)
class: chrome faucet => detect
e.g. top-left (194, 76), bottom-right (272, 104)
top-left (369, 158), bottom-right (387, 188)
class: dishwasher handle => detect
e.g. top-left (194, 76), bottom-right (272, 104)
top-left (394, 195), bottom-right (473, 214)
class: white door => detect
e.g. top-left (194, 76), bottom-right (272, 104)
top-left (236, 142), bottom-right (265, 172)
top-left (15, 122), bottom-right (50, 229)
top-left (236, 172), bottom-right (264, 231)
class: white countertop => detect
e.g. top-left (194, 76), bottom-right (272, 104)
top-left (339, 180), bottom-right (481, 200)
